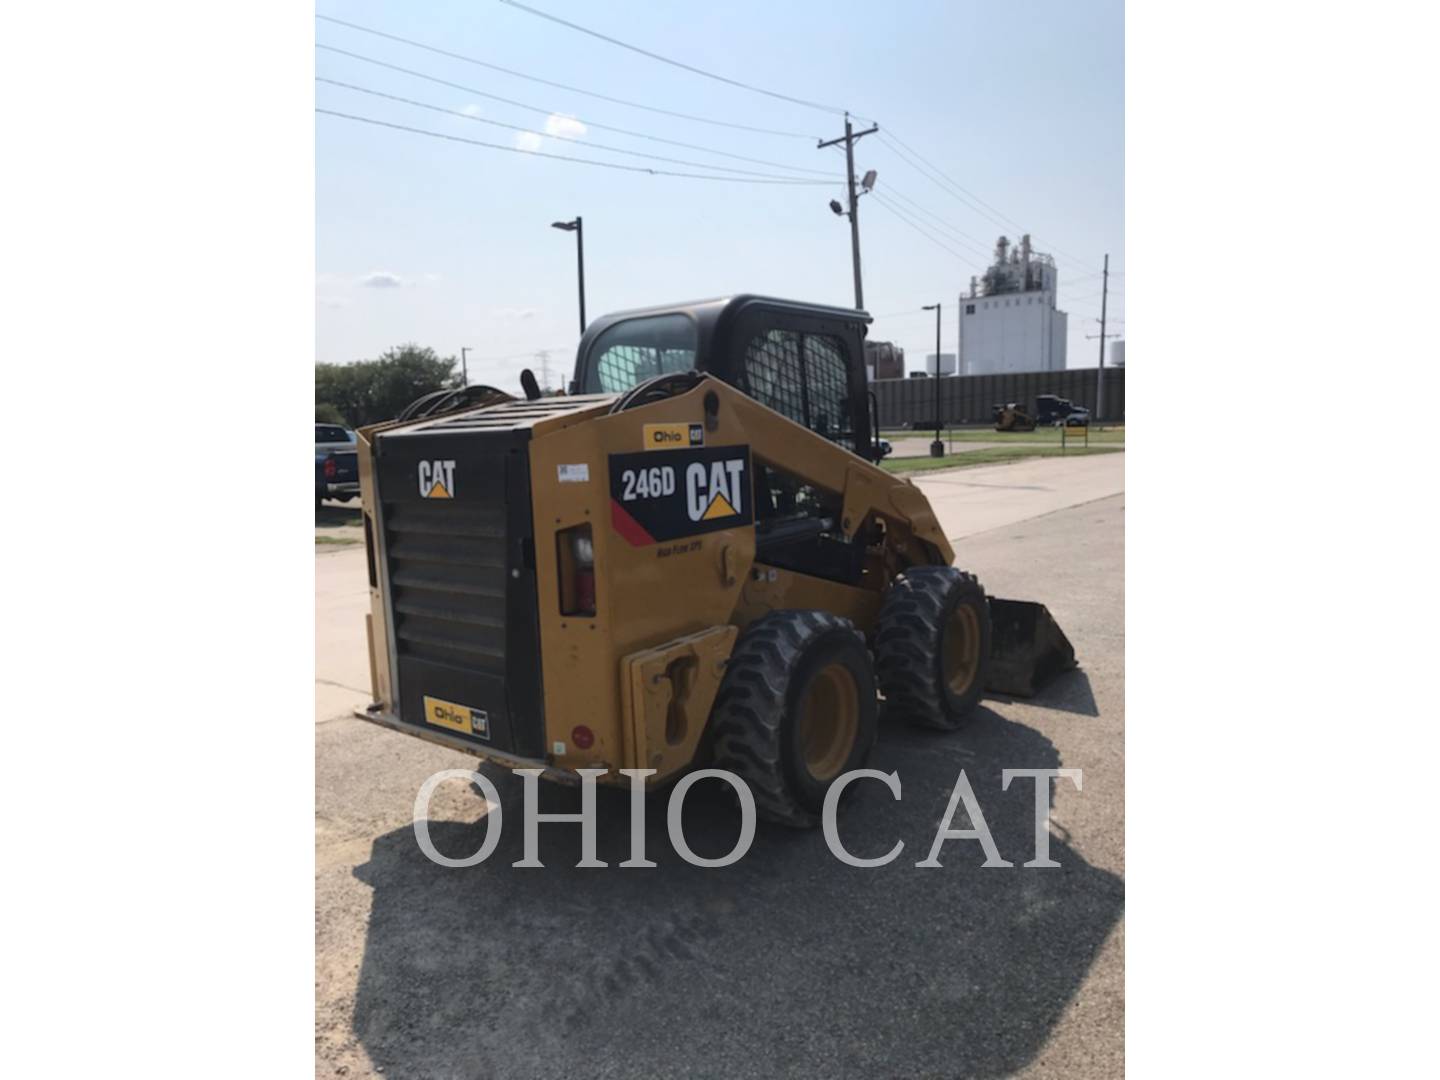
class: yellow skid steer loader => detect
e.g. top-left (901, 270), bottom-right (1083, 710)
top-left (355, 296), bottom-right (1073, 826)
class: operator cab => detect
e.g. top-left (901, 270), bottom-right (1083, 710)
top-left (574, 295), bottom-right (882, 585)
top-left (572, 295), bottom-right (880, 463)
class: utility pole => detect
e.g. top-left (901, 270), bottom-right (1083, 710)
top-left (460, 346), bottom-right (471, 386)
top-left (1096, 254), bottom-right (1109, 419)
top-left (818, 113), bottom-right (879, 310)
top-left (534, 349), bottom-right (552, 393)
top-left (1086, 321), bottom-right (1121, 419)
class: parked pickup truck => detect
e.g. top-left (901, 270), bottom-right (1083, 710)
top-left (316, 447), bottom-right (359, 509)
top-left (316, 423), bottom-right (359, 509)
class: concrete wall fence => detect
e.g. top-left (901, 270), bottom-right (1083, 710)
top-left (873, 366), bottom-right (1125, 428)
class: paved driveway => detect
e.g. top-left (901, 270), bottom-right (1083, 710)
top-left (316, 453), bottom-right (1125, 1077)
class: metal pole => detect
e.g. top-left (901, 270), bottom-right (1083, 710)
top-left (460, 347), bottom-right (470, 386)
top-left (1096, 253), bottom-right (1109, 420)
top-left (930, 303), bottom-right (944, 458)
top-left (575, 215), bottom-right (587, 335)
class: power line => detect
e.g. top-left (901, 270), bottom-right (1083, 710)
top-left (878, 185), bottom-right (995, 261)
top-left (488, 3), bottom-right (1113, 277)
top-left (877, 130), bottom-right (1107, 274)
top-left (316, 78), bottom-right (839, 182)
top-left (316, 109), bottom-right (839, 184)
top-left (875, 133), bottom-right (1015, 234)
top-left (882, 130), bottom-right (1027, 234)
top-left (823, 142), bottom-right (993, 263)
top-left (316, 45), bottom-right (837, 177)
top-left (497, 0), bottom-right (849, 117)
top-left (317, 14), bottom-right (817, 140)
top-left (869, 193), bottom-right (977, 263)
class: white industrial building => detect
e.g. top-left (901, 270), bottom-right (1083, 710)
top-left (958, 235), bottom-right (1068, 375)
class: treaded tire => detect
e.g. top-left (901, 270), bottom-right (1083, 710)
top-left (709, 610), bottom-right (877, 828)
top-left (875, 566), bottom-right (992, 730)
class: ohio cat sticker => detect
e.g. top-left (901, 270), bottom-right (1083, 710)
top-left (608, 446), bottom-right (753, 546)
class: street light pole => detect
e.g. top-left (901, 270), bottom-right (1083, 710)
top-left (551, 216), bottom-right (586, 335)
top-left (1096, 252), bottom-right (1109, 420)
top-left (460, 346), bottom-right (471, 386)
top-left (923, 303), bottom-right (943, 457)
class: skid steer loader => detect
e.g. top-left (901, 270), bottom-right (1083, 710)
top-left (355, 296), bottom-right (1073, 826)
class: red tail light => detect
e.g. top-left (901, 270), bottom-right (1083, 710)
top-left (323, 456), bottom-right (337, 479)
top-left (556, 524), bottom-right (595, 617)
top-left (575, 568), bottom-right (596, 613)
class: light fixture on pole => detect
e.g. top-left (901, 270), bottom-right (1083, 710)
top-left (550, 216), bottom-right (586, 335)
top-left (922, 304), bottom-right (944, 458)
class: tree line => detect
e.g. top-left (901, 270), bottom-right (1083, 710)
top-left (315, 345), bottom-right (461, 428)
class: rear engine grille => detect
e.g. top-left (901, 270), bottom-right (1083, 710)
top-left (384, 500), bottom-right (509, 674)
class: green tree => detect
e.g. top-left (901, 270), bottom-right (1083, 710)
top-left (315, 344), bottom-right (460, 427)
top-left (315, 402), bottom-right (347, 426)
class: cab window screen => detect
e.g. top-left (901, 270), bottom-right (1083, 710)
top-left (743, 330), bottom-right (855, 450)
top-left (584, 314), bottom-right (698, 393)
top-left (802, 335), bottom-right (855, 450)
top-left (741, 330), bottom-right (805, 426)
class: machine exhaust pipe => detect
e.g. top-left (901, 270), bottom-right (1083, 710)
top-left (985, 598), bottom-right (1077, 697)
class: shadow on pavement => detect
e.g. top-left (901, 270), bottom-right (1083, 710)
top-left (348, 711), bottom-right (1123, 1078)
top-left (987, 669), bottom-right (1100, 719)
top-left (316, 502), bottom-right (362, 526)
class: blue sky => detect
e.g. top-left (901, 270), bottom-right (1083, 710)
top-left (316, 0), bottom-right (1123, 386)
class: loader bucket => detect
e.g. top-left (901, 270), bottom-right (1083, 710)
top-left (986, 598), bottom-right (1077, 697)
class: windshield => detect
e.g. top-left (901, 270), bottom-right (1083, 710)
top-left (580, 313), bottom-right (698, 394)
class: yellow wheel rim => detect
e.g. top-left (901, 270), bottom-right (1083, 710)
top-left (797, 661), bottom-right (859, 782)
top-left (943, 604), bottom-right (981, 697)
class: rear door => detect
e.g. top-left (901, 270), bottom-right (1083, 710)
top-left (370, 424), bottom-right (547, 759)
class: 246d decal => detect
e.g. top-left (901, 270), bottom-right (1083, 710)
top-left (609, 445), bottom-right (753, 546)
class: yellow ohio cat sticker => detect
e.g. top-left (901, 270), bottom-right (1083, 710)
top-left (643, 423), bottom-right (704, 450)
top-left (422, 695), bottom-right (489, 738)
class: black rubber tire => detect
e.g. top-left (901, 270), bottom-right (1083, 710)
top-left (709, 610), bottom-right (878, 828)
top-left (875, 566), bottom-right (992, 730)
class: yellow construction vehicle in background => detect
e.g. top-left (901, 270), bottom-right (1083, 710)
top-left (992, 402), bottom-right (1039, 432)
top-left (355, 296), bottom-right (1073, 826)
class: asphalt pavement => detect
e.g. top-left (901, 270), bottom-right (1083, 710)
top-left (315, 453), bottom-right (1125, 1078)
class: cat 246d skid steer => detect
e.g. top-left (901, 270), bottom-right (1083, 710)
top-left (355, 296), bottom-right (1073, 826)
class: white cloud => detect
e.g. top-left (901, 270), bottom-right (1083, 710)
top-left (514, 131), bottom-right (544, 153)
top-left (544, 113), bottom-right (586, 139)
top-left (460, 104), bottom-right (483, 118)
top-left (360, 271), bottom-right (403, 289)
top-left (317, 296), bottom-right (351, 309)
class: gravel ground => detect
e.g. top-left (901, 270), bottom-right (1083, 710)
top-left (315, 492), bottom-right (1125, 1078)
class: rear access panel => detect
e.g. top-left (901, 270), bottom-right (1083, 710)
top-left (372, 424), bottom-right (546, 759)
